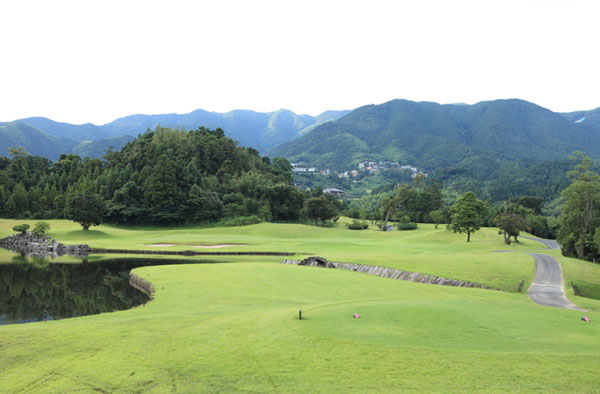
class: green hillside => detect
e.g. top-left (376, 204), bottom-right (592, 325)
top-left (0, 123), bottom-right (77, 160)
top-left (13, 117), bottom-right (103, 141)
top-left (561, 106), bottom-right (600, 131)
top-left (71, 135), bottom-right (135, 158)
top-left (270, 99), bottom-right (600, 171)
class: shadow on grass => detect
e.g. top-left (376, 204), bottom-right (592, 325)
top-left (64, 230), bottom-right (113, 239)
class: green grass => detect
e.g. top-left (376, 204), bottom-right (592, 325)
top-left (1, 219), bottom-right (540, 291)
top-left (2, 263), bottom-right (600, 392)
top-left (2, 219), bottom-right (600, 392)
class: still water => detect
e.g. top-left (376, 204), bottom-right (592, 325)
top-left (0, 253), bottom-right (220, 325)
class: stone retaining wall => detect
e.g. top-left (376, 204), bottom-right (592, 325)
top-left (0, 233), bottom-right (296, 258)
top-left (282, 256), bottom-right (500, 291)
top-left (0, 233), bottom-right (90, 258)
top-left (129, 273), bottom-right (155, 300)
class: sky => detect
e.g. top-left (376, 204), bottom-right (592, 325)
top-left (1, 0), bottom-right (599, 125)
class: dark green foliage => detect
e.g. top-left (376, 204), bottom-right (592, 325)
top-left (217, 215), bottom-right (262, 227)
top-left (449, 192), bottom-right (487, 242)
top-left (495, 213), bottom-right (528, 244)
top-left (518, 196), bottom-right (544, 214)
top-left (67, 192), bottom-right (106, 230)
top-left (12, 224), bottom-right (29, 234)
top-left (272, 99), bottom-right (600, 171)
top-left (265, 184), bottom-right (304, 222)
top-left (557, 153), bottom-right (600, 260)
top-left (347, 219), bottom-right (369, 230)
top-left (303, 195), bottom-right (338, 226)
top-left (272, 99), bottom-right (600, 202)
top-left (397, 222), bottom-right (418, 230)
top-left (0, 126), bottom-right (300, 226)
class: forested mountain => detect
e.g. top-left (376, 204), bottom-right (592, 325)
top-left (0, 126), bottom-right (303, 225)
top-left (270, 99), bottom-right (600, 171)
top-left (561, 107), bottom-right (600, 131)
top-left (0, 123), bottom-right (78, 159)
top-left (0, 123), bottom-right (135, 161)
top-left (2, 109), bottom-right (349, 160)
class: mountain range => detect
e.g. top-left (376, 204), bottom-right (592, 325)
top-left (0, 109), bottom-right (349, 160)
top-left (2, 99), bottom-right (600, 172)
top-left (270, 99), bottom-right (600, 171)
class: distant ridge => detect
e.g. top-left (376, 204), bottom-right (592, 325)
top-left (270, 98), bottom-right (600, 171)
top-left (1, 108), bottom-right (349, 160)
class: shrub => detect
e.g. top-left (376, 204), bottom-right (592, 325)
top-left (347, 219), bottom-right (369, 230)
top-left (218, 215), bottom-right (262, 227)
top-left (397, 222), bottom-right (418, 231)
top-left (32, 222), bottom-right (51, 236)
top-left (12, 224), bottom-right (30, 235)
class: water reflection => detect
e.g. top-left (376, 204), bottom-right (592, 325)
top-left (0, 254), bottom-right (224, 325)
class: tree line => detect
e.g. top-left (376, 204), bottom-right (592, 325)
top-left (1, 129), bottom-right (599, 265)
top-left (0, 127), bottom-right (306, 227)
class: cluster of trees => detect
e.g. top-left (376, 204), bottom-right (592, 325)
top-left (0, 127), bottom-right (311, 227)
top-left (346, 179), bottom-right (444, 225)
top-left (557, 153), bottom-right (600, 261)
top-left (345, 174), bottom-right (557, 243)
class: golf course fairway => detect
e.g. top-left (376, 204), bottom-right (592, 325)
top-left (1, 220), bottom-right (600, 392)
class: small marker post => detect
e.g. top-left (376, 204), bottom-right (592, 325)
top-left (299, 308), bottom-right (302, 320)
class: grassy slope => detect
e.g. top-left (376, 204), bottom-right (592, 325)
top-left (2, 263), bottom-right (599, 392)
top-left (1, 219), bottom-right (600, 392)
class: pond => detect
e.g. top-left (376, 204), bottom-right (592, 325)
top-left (0, 252), bottom-right (222, 325)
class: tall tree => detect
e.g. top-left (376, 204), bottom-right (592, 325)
top-left (449, 191), bottom-right (486, 242)
top-left (557, 152), bottom-right (600, 259)
top-left (67, 191), bottom-right (105, 230)
top-left (381, 184), bottom-right (412, 231)
top-left (303, 195), bottom-right (337, 226)
top-left (494, 202), bottom-right (529, 244)
top-left (143, 154), bottom-right (185, 224)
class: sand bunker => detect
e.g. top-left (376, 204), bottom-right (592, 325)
top-left (146, 243), bottom-right (247, 248)
top-left (192, 244), bottom-right (246, 248)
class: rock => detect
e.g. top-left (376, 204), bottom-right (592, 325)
top-left (281, 257), bottom-right (500, 292)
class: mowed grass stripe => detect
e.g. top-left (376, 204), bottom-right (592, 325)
top-left (1, 262), bottom-right (599, 392)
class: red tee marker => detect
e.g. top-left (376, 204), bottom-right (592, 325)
top-left (353, 313), bottom-right (360, 319)
top-left (581, 316), bottom-right (590, 322)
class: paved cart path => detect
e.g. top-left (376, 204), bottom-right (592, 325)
top-left (522, 237), bottom-right (584, 310)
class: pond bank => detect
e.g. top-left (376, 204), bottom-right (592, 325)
top-left (283, 256), bottom-right (503, 291)
top-left (0, 233), bottom-right (296, 258)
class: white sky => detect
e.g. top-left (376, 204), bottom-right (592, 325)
top-left (1, 0), bottom-right (599, 125)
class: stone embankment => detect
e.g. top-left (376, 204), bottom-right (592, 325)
top-left (0, 233), bottom-right (296, 258)
top-left (0, 233), bottom-right (90, 258)
top-left (282, 256), bottom-right (501, 291)
top-left (129, 273), bottom-right (155, 300)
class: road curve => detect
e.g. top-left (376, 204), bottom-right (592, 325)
top-left (527, 253), bottom-right (583, 310)
top-left (520, 236), bottom-right (560, 250)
